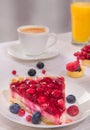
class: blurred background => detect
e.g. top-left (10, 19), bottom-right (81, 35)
top-left (0, 0), bottom-right (72, 42)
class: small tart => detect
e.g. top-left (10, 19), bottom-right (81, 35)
top-left (67, 66), bottom-right (85, 78)
top-left (81, 60), bottom-right (90, 67)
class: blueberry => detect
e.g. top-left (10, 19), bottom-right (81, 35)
top-left (28, 69), bottom-right (36, 76)
top-left (32, 111), bottom-right (41, 124)
top-left (9, 103), bottom-right (21, 114)
top-left (76, 66), bottom-right (81, 72)
top-left (66, 95), bottom-right (76, 104)
top-left (36, 62), bottom-right (44, 69)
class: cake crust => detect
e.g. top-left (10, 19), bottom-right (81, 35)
top-left (82, 60), bottom-right (90, 67)
top-left (67, 66), bottom-right (85, 78)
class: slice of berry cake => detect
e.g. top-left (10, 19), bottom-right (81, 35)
top-left (10, 76), bottom-right (66, 125)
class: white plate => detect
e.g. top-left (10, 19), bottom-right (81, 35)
top-left (6, 43), bottom-right (60, 60)
top-left (0, 83), bottom-right (90, 128)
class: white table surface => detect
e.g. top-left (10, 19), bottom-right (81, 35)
top-left (0, 32), bottom-right (90, 130)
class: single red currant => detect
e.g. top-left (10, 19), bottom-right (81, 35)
top-left (42, 69), bottom-right (46, 74)
top-left (18, 108), bottom-right (25, 116)
top-left (12, 70), bottom-right (17, 75)
top-left (26, 115), bottom-right (32, 122)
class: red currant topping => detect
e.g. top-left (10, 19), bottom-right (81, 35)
top-left (67, 105), bottom-right (79, 116)
top-left (37, 96), bottom-right (47, 104)
top-left (58, 99), bottom-right (65, 108)
top-left (18, 108), bottom-right (25, 116)
top-left (26, 115), bottom-right (32, 122)
top-left (10, 76), bottom-right (65, 116)
top-left (42, 69), bottom-right (46, 74)
top-left (26, 88), bottom-right (35, 94)
top-left (12, 70), bottom-right (17, 75)
top-left (52, 90), bottom-right (61, 98)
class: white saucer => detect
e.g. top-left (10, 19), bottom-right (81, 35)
top-left (6, 43), bottom-right (60, 60)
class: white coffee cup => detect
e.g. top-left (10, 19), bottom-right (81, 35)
top-left (17, 25), bottom-right (57, 56)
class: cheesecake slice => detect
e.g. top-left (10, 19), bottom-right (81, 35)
top-left (10, 76), bottom-right (66, 125)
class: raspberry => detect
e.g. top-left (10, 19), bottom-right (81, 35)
top-left (66, 62), bottom-right (75, 71)
top-left (67, 105), bottom-right (79, 116)
top-left (66, 61), bottom-right (80, 72)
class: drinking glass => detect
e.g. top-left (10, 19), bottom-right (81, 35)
top-left (71, 0), bottom-right (90, 45)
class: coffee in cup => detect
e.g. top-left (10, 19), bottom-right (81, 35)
top-left (20, 27), bottom-right (46, 33)
top-left (17, 25), bottom-right (57, 56)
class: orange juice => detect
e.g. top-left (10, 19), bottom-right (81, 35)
top-left (71, 2), bottom-right (90, 44)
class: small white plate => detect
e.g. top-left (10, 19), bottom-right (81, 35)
top-left (6, 43), bottom-right (60, 60)
top-left (0, 83), bottom-right (90, 128)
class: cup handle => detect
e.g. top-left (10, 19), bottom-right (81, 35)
top-left (46, 33), bottom-right (57, 49)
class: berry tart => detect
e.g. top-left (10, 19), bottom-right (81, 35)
top-left (10, 76), bottom-right (67, 125)
top-left (74, 45), bottom-right (90, 67)
top-left (66, 60), bottom-right (85, 78)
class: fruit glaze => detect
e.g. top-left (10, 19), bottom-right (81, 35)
top-left (10, 76), bottom-right (66, 125)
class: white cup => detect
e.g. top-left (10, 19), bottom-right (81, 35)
top-left (17, 25), bottom-right (57, 56)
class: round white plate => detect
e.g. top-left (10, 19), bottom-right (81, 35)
top-left (0, 83), bottom-right (90, 128)
top-left (6, 43), bottom-right (60, 60)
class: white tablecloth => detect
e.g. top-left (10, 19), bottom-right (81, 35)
top-left (0, 32), bottom-right (90, 130)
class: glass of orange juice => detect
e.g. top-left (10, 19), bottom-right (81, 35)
top-left (71, 0), bottom-right (90, 45)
